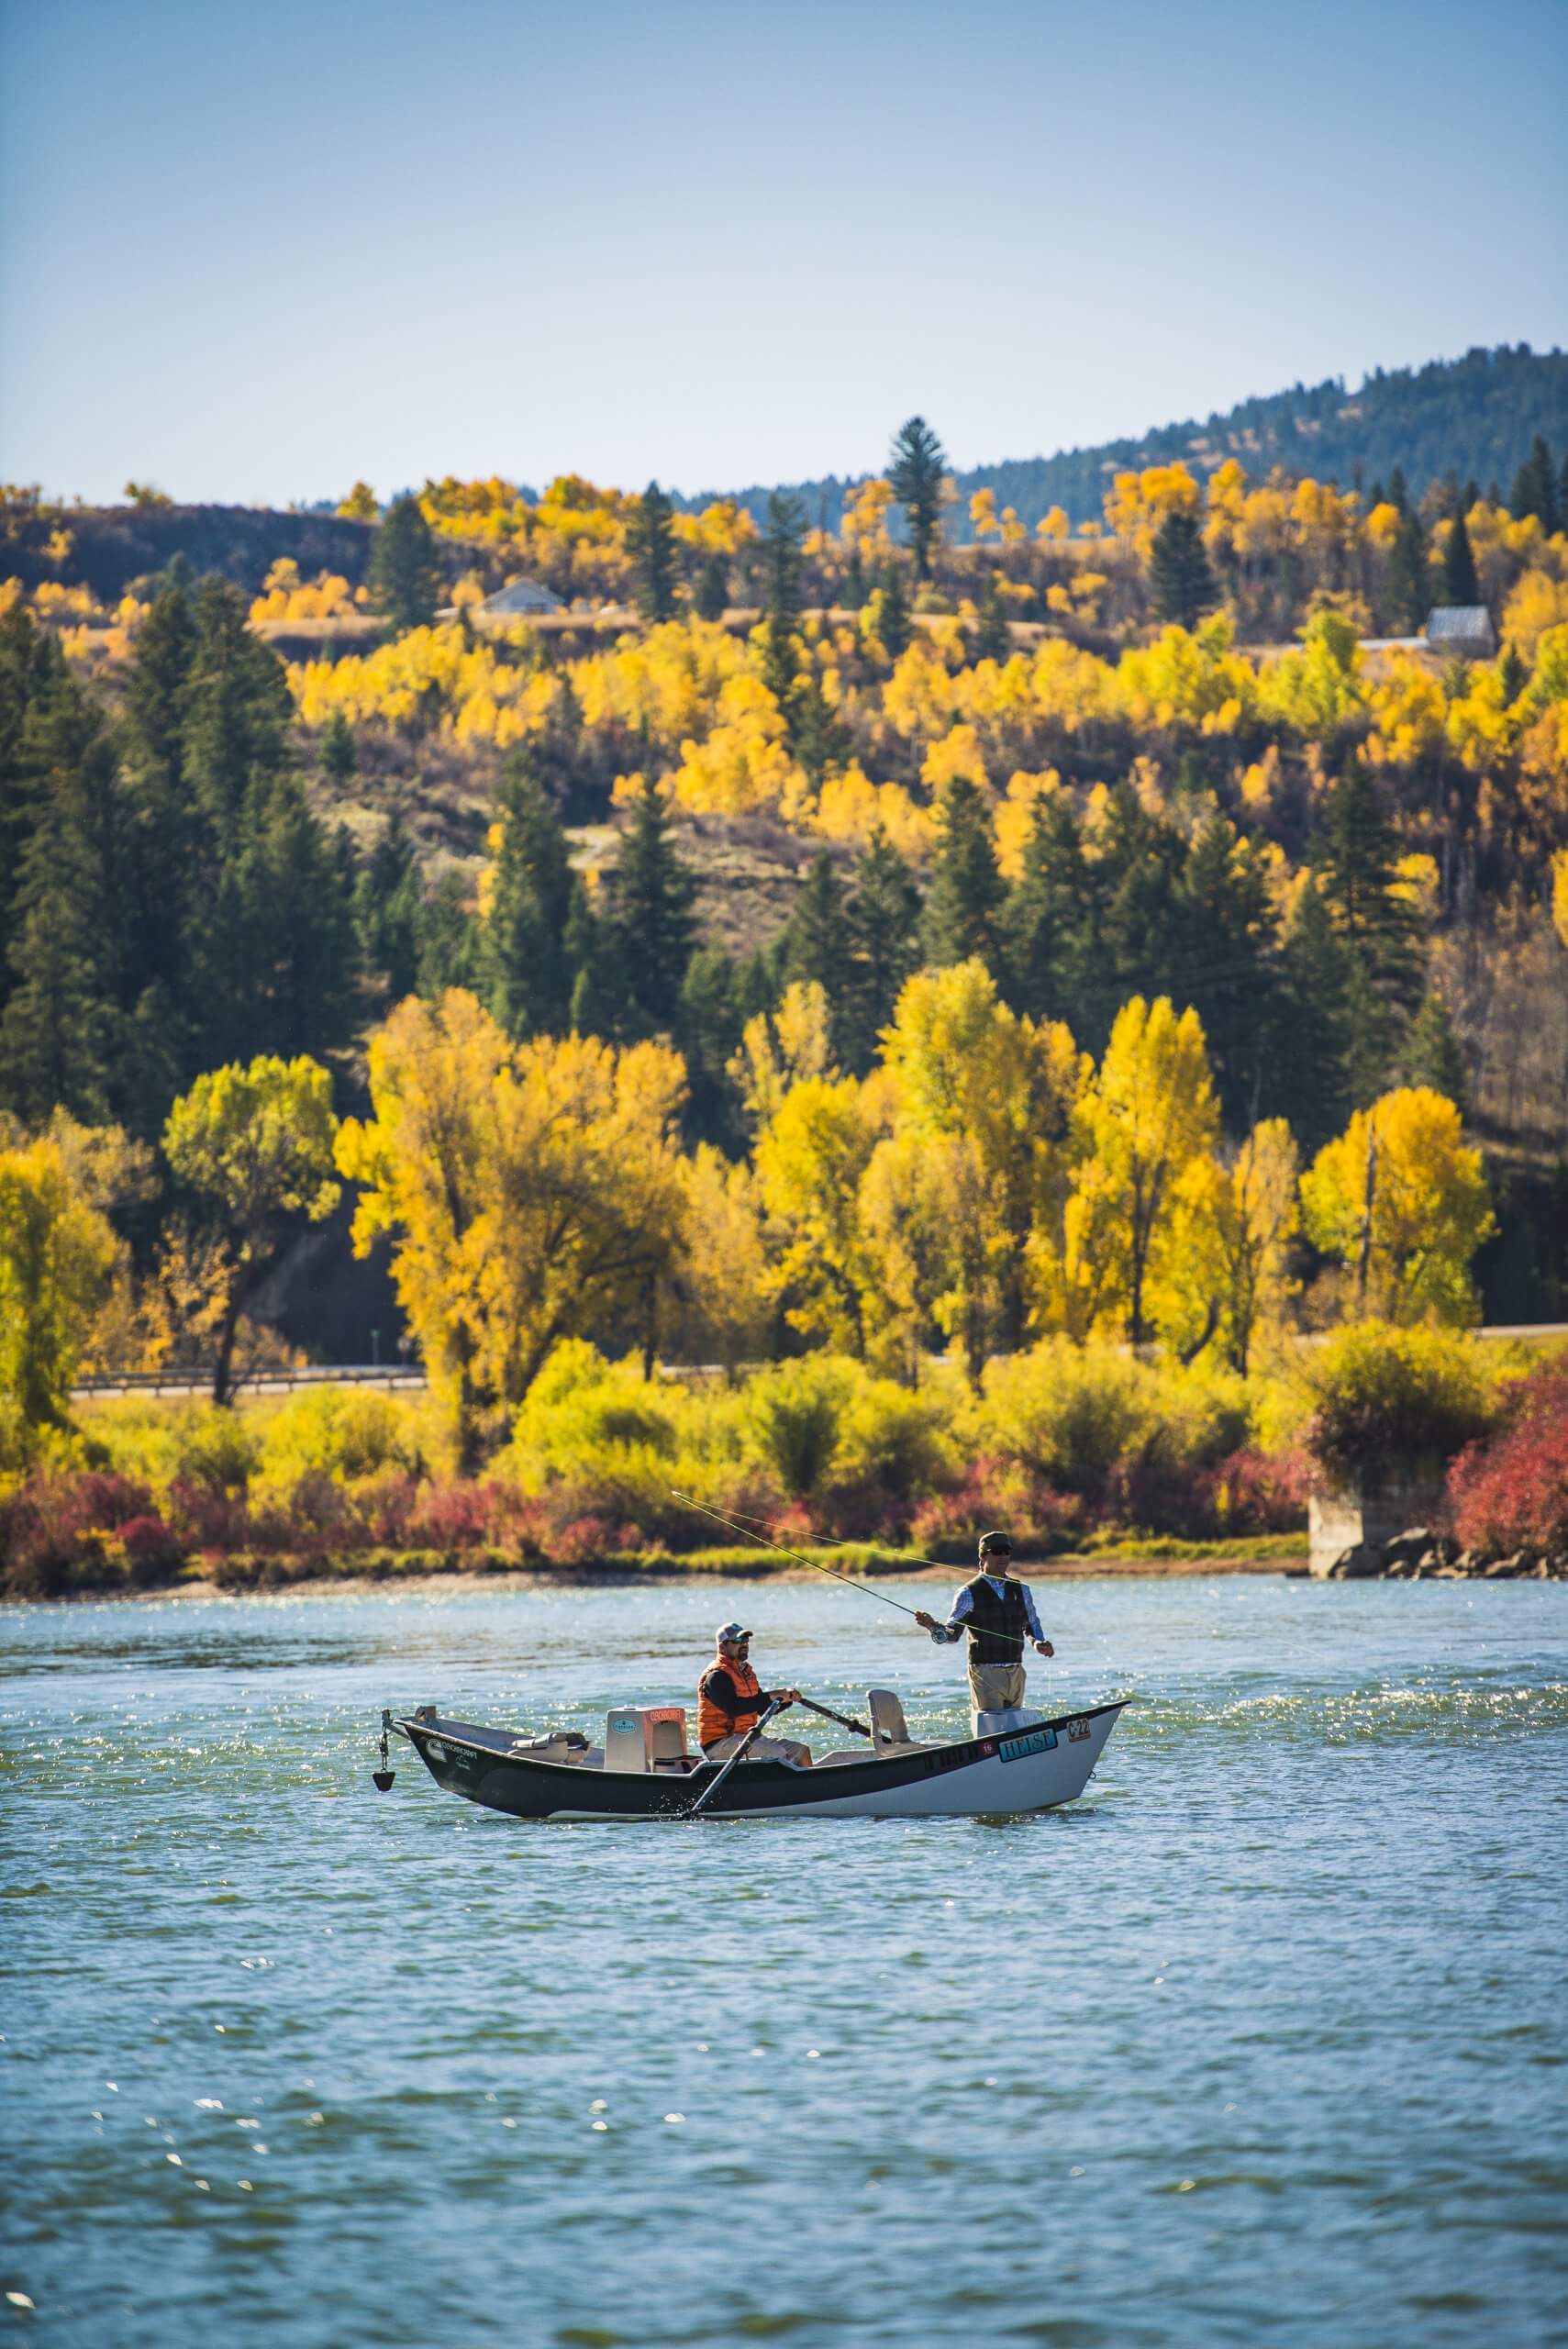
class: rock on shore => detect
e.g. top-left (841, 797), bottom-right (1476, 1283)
top-left (1317, 1527), bottom-right (1568, 1581)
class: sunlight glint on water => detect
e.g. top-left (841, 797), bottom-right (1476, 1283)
top-left (3, 1576), bottom-right (1565, 2348)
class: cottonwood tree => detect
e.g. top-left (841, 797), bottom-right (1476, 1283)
top-left (162, 1055), bottom-right (340, 1406)
top-left (335, 992), bottom-right (688, 1468)
top-left (0, 1131), bottom-right (120, 1445)
top-left (1046, 996), bottom-right (1220, 1349)
top-left (1299, 1085), bottom-right (1495, 1325)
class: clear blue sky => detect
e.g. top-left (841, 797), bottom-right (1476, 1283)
top-left (2, 0), bottom-right (1564, 507)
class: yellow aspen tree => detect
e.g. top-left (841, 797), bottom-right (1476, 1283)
top-left (729, 979), bottom-right (837, 1128)
top-left (857, 1130), bottom-right (953, 1386)
top-left (752, 1074), bottom-right (882, 1358)
top-left (163, 1057), bottom-right (340, 1408)
top-left (664, 1145), bottom-right (770, 1382)
top-left (1051, 996), bottom-right (1220, 1348)
top-left (336, 993), bottom-right (688, 1466)
top-left (880, 959), bottom-right (1087, 1358)
top-left (1299, 1087), bottom-right (1495, 1325)
top-left (969, 488), bottom-right (1000, 541)
top-left (0, 1134), bottom-right (120, 1443)
top-left (1152, 1119), bottom-right (1300, 1371)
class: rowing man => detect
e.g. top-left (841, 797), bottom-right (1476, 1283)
top-left (915, 1531), bottom-right (1054, 1724)
top-left (696, 1623), bottom-right (813, 1766)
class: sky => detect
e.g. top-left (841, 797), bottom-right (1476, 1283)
top-left (2, 0), bottom-right (1565, 508)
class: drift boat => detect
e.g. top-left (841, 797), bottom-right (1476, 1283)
top-left (382, 1689), bottom-right (1127, 1820)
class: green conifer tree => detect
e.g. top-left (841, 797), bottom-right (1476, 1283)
top-left (888, 416), bottom-right (948, 581)
top-left (975, 567), bottom-right (1010, 662)
top-left (1317, 763), bottom-right (1425, 1102)
top-left (1386, 507), bottom-right (1430, 632)
top-left (416, 869), bottom-right (478, 999)
top-left (780, 853), bottom-right (853, 1044)
top-left (875, 563), bottom-right (912, 659)
top-left (319, 709), bottom-right (358, 783)
top-left (695, 551), bottom-right (729, 622)
top-left (922, 777), bottom-right (1005, 971)
top-left (354, 816), bottom-right (422, 1008)
top-left (1402, 991), bottom-right (1469, 1112)
top-left (1270, 874), bottom-right (1352, 1153)
top-left (480, 754), bottom-right (574, 1038)
top-left (368, 495), bottom-right (441, 630)
top-left (607, 785), bottom-right (696, 1036)
top-left (1510, 435), bottom-right (1559, 532)
top-left (843, 825), bottom-right (922, 1072)
top-left (1003, 794), bottom-right (1092, 1030)
top-left (1172, 811), bottom-right (1280, 1129)
top-left (1149, 508), bottom-right (1217, 629)
top-left (628, 482), bottom-right (678, 623)
top-left (1442, 509), bottom-right (1480, 606)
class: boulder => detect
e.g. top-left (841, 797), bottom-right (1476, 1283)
top-left (1328, 1543), bottom-right (1386, 1579)
top-left (1383, 1527), bottom-right (1437, 1567)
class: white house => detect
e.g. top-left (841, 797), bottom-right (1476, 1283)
top-left (1425, 605), bottom-right (1496, 660)
top-left (481, 577), bottom-right (563, 618)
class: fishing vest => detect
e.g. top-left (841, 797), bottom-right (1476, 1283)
top-left (962, 1574), bottom-right (1029, 1666)
top-left (696, 1654), bottom-right (762, 1748)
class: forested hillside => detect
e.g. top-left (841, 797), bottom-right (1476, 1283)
top-left (704, 345), bottom-right (1568, 537)
top-left (3, 378), bottom-right (1568, 1488)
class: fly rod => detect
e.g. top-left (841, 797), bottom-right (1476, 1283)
top-left (669, 1489), bottom-right (1031, 1648)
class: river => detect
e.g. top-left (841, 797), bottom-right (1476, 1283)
top-left (3, 1575), bottom-right (1565, 2347)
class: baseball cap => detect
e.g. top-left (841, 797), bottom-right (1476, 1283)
top-left (716, 1621), bottom-right (751, 1643)
top-left (977, 1531), bottom-right (1013, 1556)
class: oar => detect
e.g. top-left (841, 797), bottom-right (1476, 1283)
top-left (684, 1698), bottom-right (784, 1820)
top-left (792, 1693), bottom-right (871, 1738)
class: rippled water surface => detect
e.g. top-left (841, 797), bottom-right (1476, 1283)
top-left (4, 1575), bottom-right (1566, 2347)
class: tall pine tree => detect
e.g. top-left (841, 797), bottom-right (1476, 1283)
top-left (480, 754), bottom-right (575, 1037)
top-left (923, 778), bottom-right (1005, 971)
top-left (628, 482), bottom-right (677, 623)
top-left (606, 785), bottom-right (696, 1036)
top-left (368, 496), bottom-right (440, 629)
top-left (1149, 508), bottom-right (1216, 629)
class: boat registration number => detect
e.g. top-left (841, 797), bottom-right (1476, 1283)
top-left (998, 1727), bottom-right (1058, 1763)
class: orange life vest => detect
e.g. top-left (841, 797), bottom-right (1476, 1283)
top-left (696, 1653), bottom-right (762, 1748)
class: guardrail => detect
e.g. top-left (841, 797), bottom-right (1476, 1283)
top-left (72, 1364), bottom-right (430, 1398)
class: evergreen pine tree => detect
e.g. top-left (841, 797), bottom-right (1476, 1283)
top-left (887, 416), bottom-right (948, 580)
top-left (695, 551), bottom-right (729, 622)
top-left (123, 583), bottom-right (195, 777)
top-left (480, 754), bottom-right (574, 1037)
top-left (354, 815), bottom-right (422, 1008)
top-left (843, 825), bottom-right (922, 1071)
top-left (923, 778), bottom-right (1005, 970)
top-left (780, 853), bottom-right (853, 1046)
top-left (607, 785), bottom-right (696, 1035)
top-left (1402, 992), bottom-right (1469, 1112)
top-left (0, 768), bottom-right (116, 1123)
top-left (789, 668), bottom-right (848, 787)
top-left (1173, 811), bottom-right (1280, 1129)
top-left (876, 563), bottom-right (912, 659)
top-left (0, 607), bottom-right (69, 1017)
top-left (417, 869), bottom-right (478, 999)
top-left (628, 481), bottom-right (677, 622)
top-left (975, 567), bottom-right (1010, 662)
top-left (1003, 793), bottom-right (1091, 1030)
top-left (1386, 507), bottom-right (1430, 631)
top-left (1317, 763), bottom-right (1425, 1099)
top-left (842, 548), bottom-right (867, 611)
top-left (1270, 875), bottom-right (1353, 1154)
top-left (1442, 509), bottom-right (1480, 606)
top-left (1496, 642), bottom-right (1528, 706)
top-left (1509, 435), bottom-right (1559, 531)
top-left (675, 946), bottom-right (747, 1149)
top-left (320, 708), bottom-right (358, 783)
top-left (1149, 508), bottom-right (1217, 629)
top-left (368, 495), bottom-right (441, 629)
top-left (762, 493), bottom-right (806, 632)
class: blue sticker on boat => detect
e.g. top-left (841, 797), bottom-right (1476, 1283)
top-left (998, 1727), bottom-right (1058, 1763)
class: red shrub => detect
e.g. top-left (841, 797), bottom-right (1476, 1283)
top-left (909, 1457), bottom-right (1080, 1560)
top-left (1449, 1361), bottom-right (1568, 1558)
top-left (114, 1515), bottom-right (187, 1585)
top-left (1205, 1448), bottom-right (1311, 1536)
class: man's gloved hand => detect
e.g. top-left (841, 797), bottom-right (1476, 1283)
top-left (1035, 1640), bottom-right (1054, 1657)
top-left (914, 1609), bottom-right (939, 1631)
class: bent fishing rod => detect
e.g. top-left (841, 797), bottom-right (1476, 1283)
top-left (669, 1488), bottom-right (1033, 1649)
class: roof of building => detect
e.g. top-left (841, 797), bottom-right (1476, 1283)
top-left (483, 577), bottom-right (562, 614)
top-left (1425, 605), bottom-right (1495, 643)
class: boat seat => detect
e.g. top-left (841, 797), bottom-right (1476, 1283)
top-left (866, 1688), bottom-right (915, 1749)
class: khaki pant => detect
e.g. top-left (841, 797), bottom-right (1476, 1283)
top-left (704, 1732), bottom-right (812, 1766)
top-left (969, 1658), bottom-right (1027, 1720)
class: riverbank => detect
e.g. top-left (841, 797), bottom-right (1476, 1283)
top-left (3, 1533), bottom-right (1313, 1599)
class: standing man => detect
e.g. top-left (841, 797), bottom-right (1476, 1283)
top-left (695, 1623), bottom-right (813, 1766)
top-left (915, 1531), bottom-right (1054, 1724)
